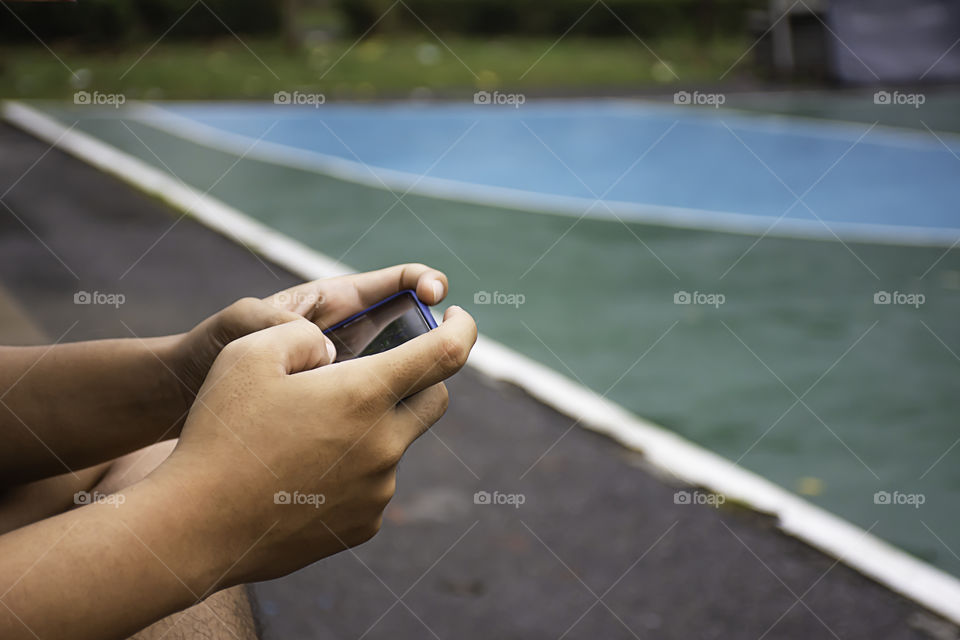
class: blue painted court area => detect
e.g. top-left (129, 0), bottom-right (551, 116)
top-left (157, 101), bottom-right (960, 238)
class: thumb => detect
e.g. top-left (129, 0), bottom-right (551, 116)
top-left (219, 318), bottom-right (334, 376)
top-left (215, 297), bottom-right (338, 363)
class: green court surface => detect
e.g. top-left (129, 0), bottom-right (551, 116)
top-left (36, 103), bottom-right (960, 580)
top-left (723, 88), bottom-right (960, 134)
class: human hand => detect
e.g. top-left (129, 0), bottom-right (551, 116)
top-left (153, 304), bottom-right (476, 587)
top-left (166, 264), bottom-right (450, 420)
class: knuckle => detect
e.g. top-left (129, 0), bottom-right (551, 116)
top-left (228, 296), bottom-right (263, 319)
top-left (350, 516), bottom-right (382, 546)
top-left (437, 335), bottom-right (469, 373)
top-left (364, 516), bottom-right (383, 542)
top-left (218, 336), bottom-right (249, 363)
top-left (376, 475), bottom-right (398, 506)
top-left (214, 297), bottom-right (261, 340)
top-left (291, 316), bottom-right (322, 338)
top-left (362, 433), bottom-right (405, 473)
top-left (345, 383), bottom-right (382, 416)
top-left (435, 383), bottom-right (450, 416)
top-left (414, 384), bottom-right (449, 425)
top-left (388, 439), bottom-right (407, 465)
top-left (375, 437), bottom-right (406, 469)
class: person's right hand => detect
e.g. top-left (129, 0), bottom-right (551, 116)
top-left (151, 305), bottom-right (477, 590)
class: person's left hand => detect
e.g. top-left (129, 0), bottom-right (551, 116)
top-left (166, 263), bottom-right (449, 418)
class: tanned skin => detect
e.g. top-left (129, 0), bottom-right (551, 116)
top-left (0, 263), bottom-right (477, 640)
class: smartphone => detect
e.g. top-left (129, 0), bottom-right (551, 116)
top-left (323, 290), bottom-right (437, 362)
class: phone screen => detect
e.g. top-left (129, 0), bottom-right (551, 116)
top-left (325, 292), bottom-right (434, 362)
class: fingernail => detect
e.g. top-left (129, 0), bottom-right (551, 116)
top-left (324, 336), bottom-right (337, 363)
top-left (431, 279), bottom-right (444, 301)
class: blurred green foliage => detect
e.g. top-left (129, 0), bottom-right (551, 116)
top-left (1, 0), bottom-right (762, 44)
top-left (2, 35), bottom-right (749, 99)
top-left (0, 0), bottom-right (281, 44)
top-left (336, 0), bottom-right (764, 37)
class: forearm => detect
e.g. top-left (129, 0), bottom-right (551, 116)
top-left (0, 474), bottom-right (227, 640)
top-left (0, 336), bottom-right (188, 485)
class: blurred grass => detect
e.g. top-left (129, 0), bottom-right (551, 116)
top-left (1, 35), bottom-right (750, 100)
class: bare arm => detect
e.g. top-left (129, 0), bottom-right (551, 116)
top-left (0, 263), bottom-right (450, 487)
top-left (0, 473), bottom-right (222, 640)
top-left (0, 306), bottom-right (476, 640)
top-left (0, 337), bottom-right (187, 485)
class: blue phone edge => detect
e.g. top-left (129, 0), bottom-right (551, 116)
top-left (321, 289), bottom-right (438, 335)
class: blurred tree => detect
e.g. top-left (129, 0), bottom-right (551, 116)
top-left (281, 0), bottom-right (301, 50)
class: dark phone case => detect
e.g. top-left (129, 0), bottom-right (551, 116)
top-left (322, 290), bottom-right (438, 336)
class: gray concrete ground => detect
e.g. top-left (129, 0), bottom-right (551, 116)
top-left (0, 121), bottom-right (954, 640)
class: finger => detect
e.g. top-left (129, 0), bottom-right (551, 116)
top-left (264, 265), bottom-right (447, 327)
top-left (306, 264), bottom-right (448, 328)
top-left (353, 263), bottom-right (448, 307)
top-left (219, 297), bottom-right (306, 342)
top-left (349, 306), bottom-right (476, 401)
top-left (224, 298), bottom-right (338, 363)
top-left (395, 383), bottom-right (449, 442)
top-left (224, 318), bottom-right (333, 375)
top-left (263, 287), bottom-right (325, 317)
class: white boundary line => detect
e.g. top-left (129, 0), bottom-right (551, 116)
top-left (83, 100), bottom-right (960, 247)
top-left (5, 99), bottom-right (960, 624)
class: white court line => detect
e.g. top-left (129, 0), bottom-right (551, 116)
top-left (97, 101), bottom-right (960, 247)
top-left (4, 99), bottom-right (960, 625)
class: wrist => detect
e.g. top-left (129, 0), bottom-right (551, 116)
top-left (128, 464), bottom-right (240, 596)
top-left (150, 334), bottom-right (194, 435)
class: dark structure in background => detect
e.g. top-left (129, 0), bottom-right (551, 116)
top-left (829, 0), bottom-right (960, 84)
top-left (751, 0), bottom-right (960, 84)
